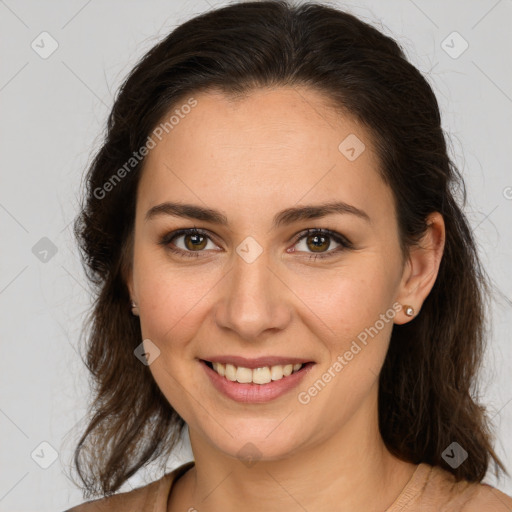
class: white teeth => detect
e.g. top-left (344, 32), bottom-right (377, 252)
top-left (270, 365), bottom-right (283, 380)
top-left (235, 366), bottom-right (253, 383)
top-left (253, 367), bottom-right (272, 384)
top-left (225, 363), bottom-right (237, 381)
top-left (215, 362), bottom-right (225, 377)
top-left (209, 361), bottom-right (304, 384)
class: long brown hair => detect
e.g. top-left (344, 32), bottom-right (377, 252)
top-left (71, 0), bottom-right (507, 498)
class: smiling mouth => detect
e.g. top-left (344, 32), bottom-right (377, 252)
top-left (202, 360), bottom-right (310, 385)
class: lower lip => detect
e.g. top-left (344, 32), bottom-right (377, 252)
top-left (200, 360), bottom-right (315, 403)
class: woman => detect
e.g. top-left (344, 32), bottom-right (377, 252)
top-left (66, 1), bottom-right (512, 510)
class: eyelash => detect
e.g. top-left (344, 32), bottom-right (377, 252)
top-left (159, 227), bottom-right (353, 261)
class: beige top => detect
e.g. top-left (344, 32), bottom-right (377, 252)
top-left (66, 461), bottom-right (512, 511)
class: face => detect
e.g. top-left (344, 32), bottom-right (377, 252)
top-left (127, 86), bottom-right (410, 462)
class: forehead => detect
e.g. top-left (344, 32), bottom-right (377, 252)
top-left (136, 86), bottom-right (395, 227)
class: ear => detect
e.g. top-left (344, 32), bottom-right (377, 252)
top-left (121, 229), bottom-right (136, 302)
top-left (126, 270), bottom-right (135, 302)
top-left (394, 211), bottom-right (445, 325)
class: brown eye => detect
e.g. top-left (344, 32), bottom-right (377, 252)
top-left (159, 228), bottom-right (219, 258)
top-left (291, 228), bottom-right (352, 260)
top-left (160, 227), bottom-right (352, 261)
top-left (183, 232), bottom-right (208, 251)
top-left (305, 233), bottom-right (330, 253)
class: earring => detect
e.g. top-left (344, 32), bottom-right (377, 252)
top-left (130, 300), bottom-right (139, 316)
top-left (403, 305), bottom-right (415, 317)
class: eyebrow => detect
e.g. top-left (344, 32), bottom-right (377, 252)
top-left (145, 200), bottom-right (371, 228)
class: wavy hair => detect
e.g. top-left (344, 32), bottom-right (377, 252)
top-left (72, 0), bottom-right (507, 497)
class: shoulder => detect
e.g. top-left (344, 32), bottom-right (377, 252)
top-left (64, 477), bottom-right (167, 512)
top-left (389, 463), bottom-right (512, 511)
top-left (65, 462), bottom-right (194, 512)
top-left (458, 482), bottom-right (512, 511)
top-left (427, 464), bottom-right (512, 511)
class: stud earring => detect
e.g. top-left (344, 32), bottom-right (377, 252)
top-left (403, 305), bottom-right (415, 317)
top-left (130, 300), bottom-right (139, 316)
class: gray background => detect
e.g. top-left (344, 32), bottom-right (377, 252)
top-left (0, 0), bottom-right (511, 510)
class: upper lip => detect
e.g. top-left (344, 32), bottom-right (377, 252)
top-left (201, 355), bottom-right (314, 369)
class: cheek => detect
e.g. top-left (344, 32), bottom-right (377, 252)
top-left (291, 263), bottom-right (397, 417)
top-left (292, 255), bottom-right (397, 342)
top-left (133, 249), bottom-right (216, 347)
top-left (132, 252), bottom-right (208, 416)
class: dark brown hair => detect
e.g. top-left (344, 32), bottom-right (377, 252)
top-left (72, 0), bottom-right (507, 498)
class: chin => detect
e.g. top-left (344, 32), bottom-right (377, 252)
top-left (200, 416), bottom-right (307, 463)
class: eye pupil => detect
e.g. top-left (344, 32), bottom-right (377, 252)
top-left (185, 233), bottom-right (207, 250)
top-left (307, 234), bottom-right (329, 252)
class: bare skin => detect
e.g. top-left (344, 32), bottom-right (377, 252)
top-left (126, 85), bottom-right (445, 512)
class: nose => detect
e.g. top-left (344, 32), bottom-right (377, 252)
top-left (213, 248), bottom-right (292, 341)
